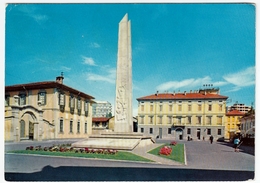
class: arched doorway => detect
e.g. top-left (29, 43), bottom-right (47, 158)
top-left (175, 128), bottom-right (184, 140)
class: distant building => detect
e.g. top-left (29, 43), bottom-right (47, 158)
top-left (92, 101), bottom-right (112, 117)
top-left (227, 103), bottom-right (251, 114)
top-left (240, 109), bottom-right (255, 138)
top-left (5, 74), bottom-right (95, 142)
top-left (224, 110), bottom-right (244, 141)
top-left (137, 88), bottom-right (228, 141)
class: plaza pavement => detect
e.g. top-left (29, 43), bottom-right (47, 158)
top-left (4, 138), bottom-right (255, 181)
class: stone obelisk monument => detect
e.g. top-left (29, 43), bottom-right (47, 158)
top-left (114, 13), bottom-right (133, 133)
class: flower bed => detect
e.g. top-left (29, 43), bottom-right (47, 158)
top-left (170, 141), bottom-right (177, 146)
top-left (25, 144), bottom-right (118, 155)
top-left (159, 146), bottom-right (172, 156)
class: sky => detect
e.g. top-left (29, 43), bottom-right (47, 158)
top-left (4, 3), bottom-right (256, 116)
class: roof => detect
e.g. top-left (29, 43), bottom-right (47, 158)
top-left (92, 117), bottom-right (109, 122)
top-left (137, 92), bottom-right (228, 101)
top-left (5, 81), bottom-right (95, 100)
top-left (226, 110), bottom-right (244, 116)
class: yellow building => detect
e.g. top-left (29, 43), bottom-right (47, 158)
top-left (224, 110), bottom-right (244, 141)
top-left (5, 74), bottom-right (95, 142)
top-left (137, 88), bottom-right (228, 141)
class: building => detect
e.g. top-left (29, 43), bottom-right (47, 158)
top-left (240, 108), bottom-right (255, 139)
top-left (92, 101), bottom-right (112, 117)
top-left (137, 88), bottom-right (228, 141)
top-left (224, 110), bottom-right (244, 141)
top-left (92, 117), bottom-right (110, 134)
top-left (5, 74), bottom-right (95, 142)
top-left (227, 103), bottom-right (251, 114)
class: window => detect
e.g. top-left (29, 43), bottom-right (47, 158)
top-left (177, 117), bottom-right (181, 124)
top-left (38, 90), bottom-right (46, 105)
top-left (149, 128), bottom-right (153, 134)
top-left (206, 116), bottom-right (212, 125)
top-left (208, 104), bottom-right (212, 111)
top-left (60, 119), bottom-right (64, 133)
top-left (217, 116), bottom-right (222, 125)
top-left (178, 105), bottom-right (182, 111)
top-left (198, 105), bottom-right (201, 111)
top-left (149, 116), bottom-right (153, 124)
top-left (141, 105), bottom-right (144, 111)
top-left (197, 116), bottom-right (201, 124)
top-left (168, 116), bottom-right (172, 124)
top-left (218, 129), bottom-right (222, 135)
top-left (207, 129), bottom-right (211, 135)
top-left (5, 94), bottom-right (10, 106)
top-left (70, 95), bottom-right (75, 113)
top-left (168, 128), bottom-right (171, 134)
top-left (158, 116), bottom-right (162, 124)
top-left (187, 116), bottom-right (192, 124)
top-left (85, 122), bottom-right (87, 133)
top-left (85, 101), bottom-right (89, 117)
top-left (159, 105), bottom-right (163, 111)
top-left (187, 128), bottom-right (191, 134)
top-left (70, 120), bottom-right (73, 133)
top-left (77, 97), bottom-right (81, 115)
top-left (59, 92), bottom-right (65, 112)
top-left (141, 128), bottom-right (144, 133)
top-left (188, 105), bottom-right (192, 111)
top-left (219, 104), bottom-right (223, 111)
top-left (19, 93), bottom-right (26, 105)
top-left (150, 105), bottom-right (153, 111)
top-left (169, 105), bottom-right (172, 111)
top-left (77, 121), bottom-right (80, 133)
top-left (140, 116), bottom-right (144, 124)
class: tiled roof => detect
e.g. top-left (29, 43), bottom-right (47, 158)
top-left (5, 81), bottom-right (95, 100)
top-left (226, 110), bottom-right (244, 116)
top-left (92, 117), bottom-right (109, 122)
top-left (137, 92), bottom-right (228, 101)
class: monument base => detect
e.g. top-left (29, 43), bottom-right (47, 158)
top-left (71, 132), bottom-right (155, 150)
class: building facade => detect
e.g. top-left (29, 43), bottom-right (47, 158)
top-left (137, 88), bottom-right (228, 141)
top-left (240, 109), bottom-right (255, 138)
top-left (224, 110), bottom-right (244, 141)
top-left (92, 101), bottom-right (112, 117)
top-left (5, 75), bottom-right (95, 142)
top-left (227, 103), bottom-right (251, 114)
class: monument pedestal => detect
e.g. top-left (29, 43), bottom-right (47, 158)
top-left (71, 132), bottom-right (155, 150)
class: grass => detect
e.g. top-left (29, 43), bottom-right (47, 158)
top-left (8, 149), bottom-right (154, 162)
top-left (148, 143), bottom-right (185, 164)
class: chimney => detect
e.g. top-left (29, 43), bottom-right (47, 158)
top-left (173, 91), bottom-right (175, 96)
top-left (155, 91), bottom-right (159, 96)
top-left (184, 91), bottom-right (186, 95)
top-left (56, 72), bottom-right (64, 84)
top-left (190, 90), bottom-right (192, 93)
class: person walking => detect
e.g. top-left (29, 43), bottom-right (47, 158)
top-left (234, 137), bottom-right (240, 152)
top-left (209, 135), bottom-right (213, 144)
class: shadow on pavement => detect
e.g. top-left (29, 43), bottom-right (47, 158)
top-left (217, 142), bottom-right (255, 156)
top-left (5, 165), bottom-right (254, 181)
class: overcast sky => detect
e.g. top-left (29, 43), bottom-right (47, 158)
top-left (4, 3), bottom-right (256, 115)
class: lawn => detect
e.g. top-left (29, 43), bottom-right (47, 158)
top-left (8, 149), bottom-right (154, 162)
top-left (148, 143), bottom-right (185, 164)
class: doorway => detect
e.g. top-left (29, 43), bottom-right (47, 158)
top-left (29, 122), bottom-right (34, 140)
top-left (159, 128), bottom-right (162, 139)
top-left (197, 128), bottom-right (201, 140)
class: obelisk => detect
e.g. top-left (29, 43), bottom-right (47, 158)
top-left (114, 13), bottom-right (133, 133)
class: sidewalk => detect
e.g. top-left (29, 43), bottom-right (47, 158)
top-left (132, 143), bottom-right (184, 166)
